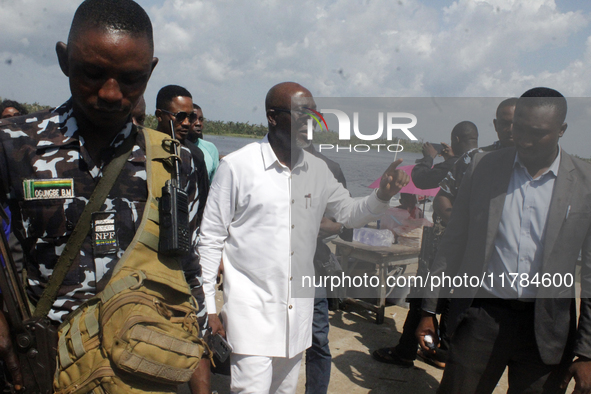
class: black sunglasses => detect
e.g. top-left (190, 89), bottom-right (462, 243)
top-left (270, 107), bottom-right (311, 118)
top-left (161, 109), bottom-right (198, 123)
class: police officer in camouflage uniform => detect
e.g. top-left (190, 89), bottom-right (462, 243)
top-left (0, 1), bottom-right (209, 392)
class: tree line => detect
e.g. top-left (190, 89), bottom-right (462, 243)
top-left (15, 99), bottom-right (591, 160)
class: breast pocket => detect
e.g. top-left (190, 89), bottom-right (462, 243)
top-left (18, 198), bottom-right (84, 285)
top-left (567, 211), bottom-right (591, 221)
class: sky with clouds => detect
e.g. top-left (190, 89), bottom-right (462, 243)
top-left (1, 0), bottom-right (591, 155)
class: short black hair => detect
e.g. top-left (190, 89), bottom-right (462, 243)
top-left (496, 97), bottom-right (518, 118)
top-left (451, 120), bottom-right (478, 141)
top-left (0, 99), bottom-right (28, 116)
top-left (68, 0), bottom-right (153, 49)
top-left (518, 87), bottom-right (567, 124)
top-left (156, 85), bottom-right (192, 111)
top-left (193, 103), bottom-right (202, 111)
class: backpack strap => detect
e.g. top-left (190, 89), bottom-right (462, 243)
top-left (106, 128), bottom-right (192, 295)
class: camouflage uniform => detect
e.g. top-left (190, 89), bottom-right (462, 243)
top-left (0, 100), bottom-right (207, 332)
top-left (438, 141), bottom-right (507, 204)
top-left (438, 147), bottom-right (482, 205)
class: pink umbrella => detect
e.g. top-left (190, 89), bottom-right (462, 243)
top-left (368, 164), bottom-right (439, 197)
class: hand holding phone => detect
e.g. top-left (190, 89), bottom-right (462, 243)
top-left (422, 142), bottom-right (439, 158)
top-left (204, 328), bottom-right (232, 363)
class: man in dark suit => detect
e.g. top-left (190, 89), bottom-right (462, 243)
top-left (416, 87), bottom-right (591, 393)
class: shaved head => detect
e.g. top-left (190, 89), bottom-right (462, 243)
top-left (265, 82), bottom-right (316, 167)
top-left (451, 121), bottom-right (478, 141)
top-left (265, 82), bottom-right (313, 112)
top-left (450, 121), bottom-right (479, 156)
top-left (494, 98), bottom-right (517, 147)
top-left (496, 98), bottom-right (518, 119)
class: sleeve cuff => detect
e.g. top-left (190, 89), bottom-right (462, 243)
top-left (373, 188), bottom-right (391, 204)
top-left (421, 297), bottom-right (439, 314)
top-left (421, 155), bottom-right (434, 167)
top-left (367, 189), bottom-right (391, 214)
top-left (205, 295), bottom-right (217, 315)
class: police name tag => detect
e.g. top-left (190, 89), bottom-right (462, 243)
top-left (23, 178), bottom-right (74, 200)
top-left (92, 212), bottom-right (119, 256)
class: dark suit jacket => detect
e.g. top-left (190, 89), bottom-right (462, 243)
top-left (423, 146), bottom-right (591, 365)
top-left (411, 154), bottom-right (457, 190)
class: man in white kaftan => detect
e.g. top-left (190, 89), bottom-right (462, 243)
top-left (199, 82), bottom-right (409, 393)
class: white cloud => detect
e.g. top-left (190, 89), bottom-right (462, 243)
top-left (0, 0), bottom-right (78, 65)
top-left (1, 0), bottom-right (591, 154)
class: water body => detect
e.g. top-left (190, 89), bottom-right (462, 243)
top-left (206, 134), bottom-right (435, 198)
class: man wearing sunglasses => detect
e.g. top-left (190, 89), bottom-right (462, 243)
top-left (154, 84), bottom-right (211, 392)
top-left (155, 85), bottom-right (210, 233)
top-left (156, 85), bottom-right (200, 141)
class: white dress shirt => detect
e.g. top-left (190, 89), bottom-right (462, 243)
top-left (198, 135), bottom-right (389, 357)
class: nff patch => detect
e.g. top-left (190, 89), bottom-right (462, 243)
top-left (92, 212), bottom-right (119, 257)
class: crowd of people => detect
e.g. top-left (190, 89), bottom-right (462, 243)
top-left (0, 1), bottom-right (591, 394)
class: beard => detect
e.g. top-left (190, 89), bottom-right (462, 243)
top-left (296, 137), bottom-right (312, 149)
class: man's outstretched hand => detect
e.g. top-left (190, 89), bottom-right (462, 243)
top-left (376, 159), bottom-right (410, 201)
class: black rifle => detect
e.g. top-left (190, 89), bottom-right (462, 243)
top-left (158, 120), bottom-right (191, 256)
top-left (0, 210), bottom-right (56, 393)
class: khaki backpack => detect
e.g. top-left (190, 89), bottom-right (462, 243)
top-left (53, 128), bottom-right (209, 394)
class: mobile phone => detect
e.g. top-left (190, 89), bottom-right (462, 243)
top-left (205, 330), bottom-right (232, 363)
top-left (430, 143), bottom-right (444, 154)
top-left (424, 334), bottom-right (437, 351)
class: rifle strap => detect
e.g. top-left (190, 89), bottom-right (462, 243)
top-left (33, 132), bottom-right (138, 318)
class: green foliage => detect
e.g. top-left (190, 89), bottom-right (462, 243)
top-left (399, 140), bottom-right (423, 153)
top-left (6, 98), bottom-right (591, 161)
top-left (142, 115), bottom-right (267, 139)
top-left (206, 119), bottom-right (268, 137)
top-left (574, 154), bottom-right (591, 164)
top-left (201, 120), bottom-right (424, 152)
top-left (144, 114), bottom-right (158, 130)
top-left (23, 102), bottom-right (53, 114)
top-left (0, 96), bottom-right (52, 115)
